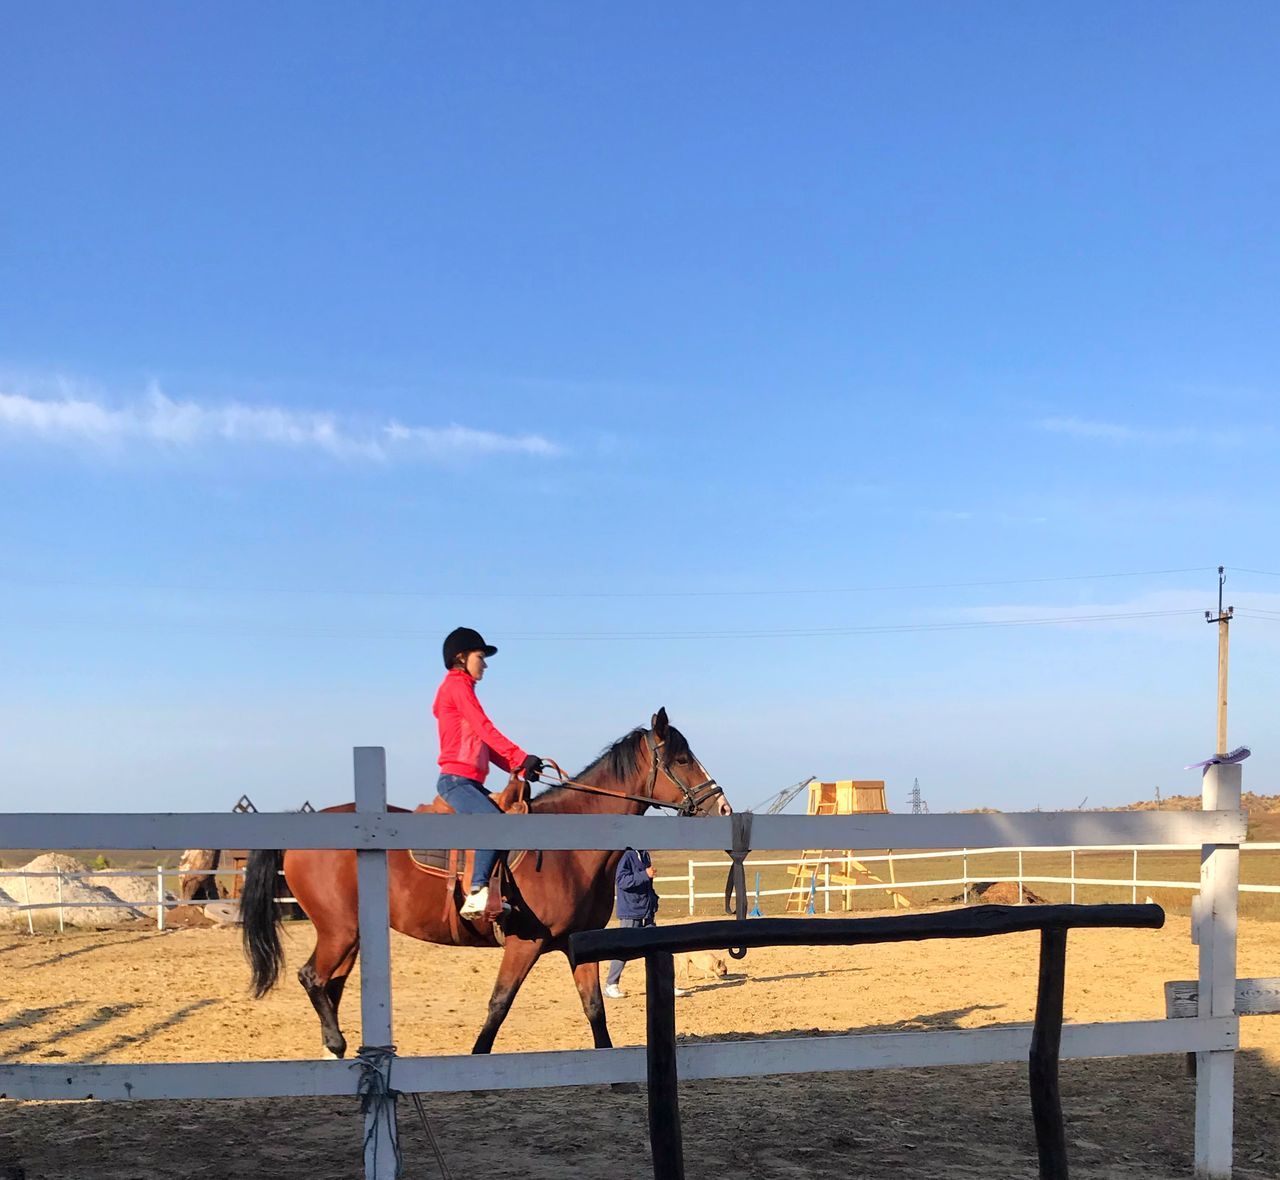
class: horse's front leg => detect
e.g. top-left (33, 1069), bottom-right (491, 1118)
top-left (472, 936), bottom-right (545, 1054)
top-left (569, 958), bottom-right (613, 1049)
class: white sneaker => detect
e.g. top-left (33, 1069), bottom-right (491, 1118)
top-left (460, 887), bottom-right (489, 918)
top-left (673, 986), bottom-right (690, 998)
top-left (603, 984), bottom-right (626, 999)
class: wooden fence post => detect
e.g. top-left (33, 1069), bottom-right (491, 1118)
top-left (1030, 926), bottom-right (1068, 1180)
top-left (1195, 760), bottom-right (1240, 1179)
top-left (354, 747), bottom-right (398, 1180)
top-left (646, 950), bottom-right (684, 1180)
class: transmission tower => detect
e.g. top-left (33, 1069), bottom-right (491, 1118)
top-left (909, 778), bottom-right (929, 814)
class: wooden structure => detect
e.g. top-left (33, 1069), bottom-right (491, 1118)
top-left (785, 779), bottom-right (912, 911)
top-left (569, 904), bottom-right (1166, 1180)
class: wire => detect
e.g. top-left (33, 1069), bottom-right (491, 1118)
top-left (0, 564), bottom-right (1216, 602)
top-left (1, 607), bottom-right (1204, 643)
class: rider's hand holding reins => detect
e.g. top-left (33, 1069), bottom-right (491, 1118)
top-left (519, 754), bottom-right (544, 784)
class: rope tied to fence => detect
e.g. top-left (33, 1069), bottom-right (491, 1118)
top-left (354, 1044), bottom-right (404, 1178)
top-left (723, 810), bottom-right (754, 959)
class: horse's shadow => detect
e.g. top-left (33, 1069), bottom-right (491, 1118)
top-left (680, 964), bottom-right (868, 991)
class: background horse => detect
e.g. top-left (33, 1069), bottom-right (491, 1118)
top-left (241, 707), bottom-right (731, 1057)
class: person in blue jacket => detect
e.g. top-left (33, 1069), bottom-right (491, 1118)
top-left (603, 847), bottom-right (688, 999)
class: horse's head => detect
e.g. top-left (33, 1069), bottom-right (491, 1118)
top-left (645, 706), bottom-right (732, 817)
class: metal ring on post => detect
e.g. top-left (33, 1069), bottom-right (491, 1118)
top-left (723, 811), bottom-right (754, 960)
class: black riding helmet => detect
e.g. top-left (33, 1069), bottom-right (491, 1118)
top-left (442, 626), bottom-right (498, 669)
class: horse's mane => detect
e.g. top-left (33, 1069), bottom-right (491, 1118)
top-left (532, 724), bottom-right (690, 806)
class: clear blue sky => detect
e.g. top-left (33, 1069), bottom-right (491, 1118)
top-left (2, 4), bottom-right (1278, 815)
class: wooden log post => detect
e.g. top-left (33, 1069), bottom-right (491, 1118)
top-left (646, 950), bottom-right (685, 1180)
top-left (1029, 926), bottom-right (1068, 1180)
top-left (177, 848), bottom-right (220, 901)
top-left (1195, 760), bottom-right (1241, 1179)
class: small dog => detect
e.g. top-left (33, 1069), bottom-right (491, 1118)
top-left (676, 950), bottom-right (729, 981)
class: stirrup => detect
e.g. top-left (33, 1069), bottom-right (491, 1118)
top-left (460, 887), bottom-right (489, 918)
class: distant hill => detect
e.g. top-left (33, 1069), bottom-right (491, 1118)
top-left (1108, 792), bottom-right (1280, 814)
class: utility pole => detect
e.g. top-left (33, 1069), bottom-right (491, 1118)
top-left (1205, 565), bottom-right (1233, 756)
top-left (909, 778), bottom-right (928, 814)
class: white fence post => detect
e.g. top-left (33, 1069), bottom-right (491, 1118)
top-left (354, 746), bottom-right (398, 1180)
top-left (157, 865), bottom-right (165, 931)
top-left (687, 859), bottom-right (695, 916)
top-left (823, 862), bottom-right (830, 913)
top-left (1017, 850), bottom-right (1024, 903)
top-left (962, 849), bottom-right (968, 904)
top-left (22, 871), bottom-right (34, 935)
top-left (56, 870), bottom-right (64, 933)
top-left (1070, 849), bottom-right (1076, 904)
top-left (1195, 761), bottom-right (1241, 1179)
top-left (1132, 848), bottom-right (1139, 904)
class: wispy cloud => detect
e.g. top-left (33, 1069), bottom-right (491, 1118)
top-left (1036, 416), bottom-right (1247, 447)
top-left (0, 384), bottom-right (562, 462)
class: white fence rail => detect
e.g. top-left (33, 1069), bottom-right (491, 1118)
top-left (0, 867), bottom-right (295, 934)
top-left (0, 753), bottom-right (1250, 1179)
top-left (667, 842), bottom-right (1280, 914)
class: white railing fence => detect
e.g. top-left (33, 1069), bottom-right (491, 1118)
top-left (0, 752), bottom-right (1248, 1179)
top-left (0, 867), bottom-right (299, 934)
top-left (666, 842), bottom-right (1280, 914)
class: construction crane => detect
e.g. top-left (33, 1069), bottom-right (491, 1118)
top-left (749, 776), bottom-right (817, 815)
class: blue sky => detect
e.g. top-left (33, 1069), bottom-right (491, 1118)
top-left (2, 4), bottom-right (1278, 816)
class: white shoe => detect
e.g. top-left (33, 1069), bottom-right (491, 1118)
top-left (603, 984), bottom-right (626, 999)
top-left (460, 887), bottom-right (489, 918)
top-left (673, 986), bottom-right (690, 998)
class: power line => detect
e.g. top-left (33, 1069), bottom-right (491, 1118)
top-left (0, 564), bottom-right (1216, 603)
top-left (0, 607), bottom-right (1204, 643)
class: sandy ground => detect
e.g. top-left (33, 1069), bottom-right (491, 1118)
top-left (2, 913), bottom-right (1278, 1179)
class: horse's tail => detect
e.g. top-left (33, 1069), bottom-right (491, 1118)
top-left (241, 848), bottom-right (286, 998)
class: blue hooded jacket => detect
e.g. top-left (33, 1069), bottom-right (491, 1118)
top-left (614, 848), bottom-right (659, 920)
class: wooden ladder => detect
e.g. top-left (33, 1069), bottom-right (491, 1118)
top-left (785, 801), bottom-right (836, 912)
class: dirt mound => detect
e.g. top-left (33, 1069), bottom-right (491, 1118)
top-left (162, 904), bottom-right (218, 929)
top-left (950, 880), bottom-right (1048, 906)
top-left (0, 853), bottom-right (161, 929)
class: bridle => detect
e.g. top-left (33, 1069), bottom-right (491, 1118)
top-left (641, 730), bottom-right (725, 817)
top-left (535, 728), bottom-right (725, 818)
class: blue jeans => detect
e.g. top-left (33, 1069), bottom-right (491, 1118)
top-left (437, 773), bottom-right (503, 890)
top-left (605, 916), bottom-right (655, 987)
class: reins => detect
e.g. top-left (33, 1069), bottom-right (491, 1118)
top-left (535, 758), bottom-right (678, 810)
top-left (533, 730), bottom-right (725, 817)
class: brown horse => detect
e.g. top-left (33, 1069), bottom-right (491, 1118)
top-left (241, 708), bottom-right (731, 1057)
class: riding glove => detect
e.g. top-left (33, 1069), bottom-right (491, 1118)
top-left (520, 754), bottom-right (544, 784)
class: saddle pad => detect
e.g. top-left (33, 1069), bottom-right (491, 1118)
top-left (409, 847), bottom-right (527, 876)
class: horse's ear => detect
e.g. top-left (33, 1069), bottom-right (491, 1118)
top-left (651, 707), bottom-right (669, 739)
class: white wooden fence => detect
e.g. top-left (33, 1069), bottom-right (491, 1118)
top-left (0, 752), bottom-right (1248, 1178)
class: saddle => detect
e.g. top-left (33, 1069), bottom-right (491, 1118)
top-left (409, 776), bottom-right (531, 935)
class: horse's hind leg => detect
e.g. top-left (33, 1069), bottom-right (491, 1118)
top-left (569, 958), bottom-right (613, 1049)
top-left (472, 936), bottom-right (545, 1054)
top-left (298, 933), bottom-right (359, 1059)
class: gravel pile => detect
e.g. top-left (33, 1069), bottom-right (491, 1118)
top-left (0, 853), bottom-right (161, 928)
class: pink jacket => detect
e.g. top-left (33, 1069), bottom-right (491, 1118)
top-left (433, 669), bottom-right (527, 782)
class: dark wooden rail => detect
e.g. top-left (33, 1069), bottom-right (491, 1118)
top-left (569, 904), bottom-right (1165, 1180)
